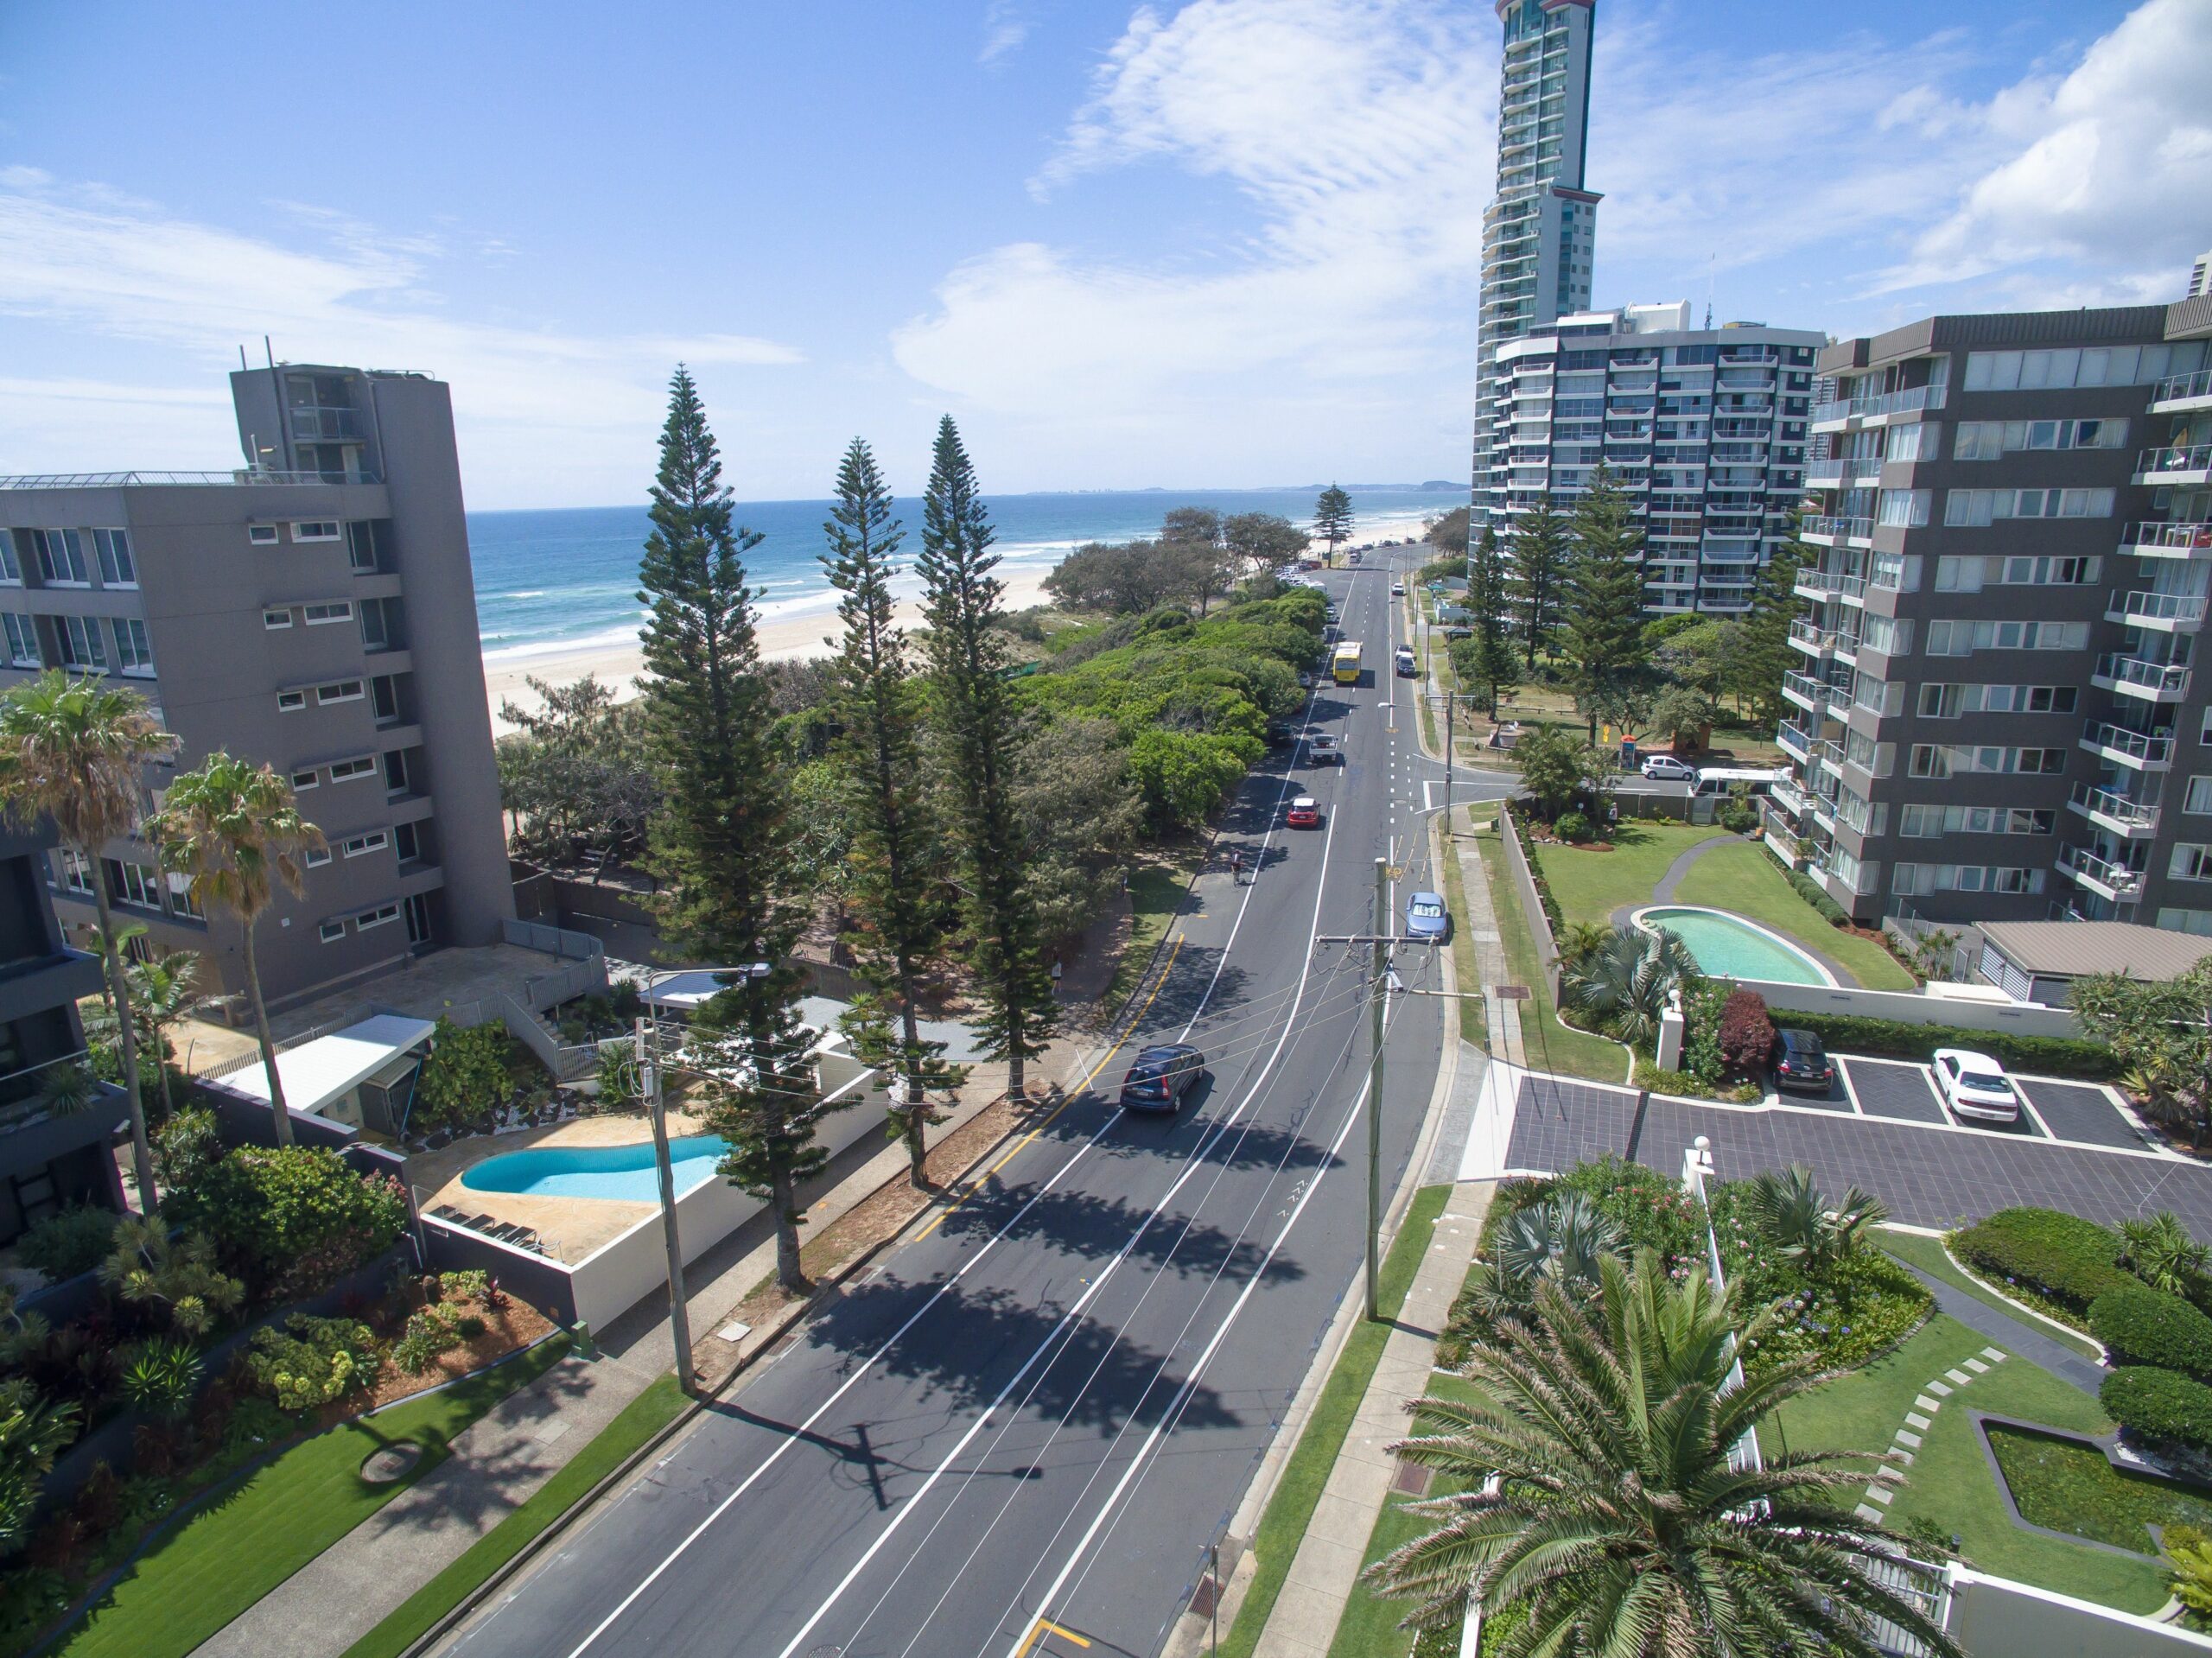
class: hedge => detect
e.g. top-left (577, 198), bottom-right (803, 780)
top-left (1775, 1012), bottom-right (2116, 1080)
top-left (2091, 1283), bottom-right (2212, 1380)
top-left (2101, 1366), bottom-right (2212, 1451)
top-left (1789, 871), bottom-right (1849, 926)
top-left (1950, 1206), bottom-right (2134, 1314)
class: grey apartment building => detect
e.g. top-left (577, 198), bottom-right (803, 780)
top-left (1490, 302), bottom-right (1820, 613)
top-left (1777, 299), bottom-right (2212, 934)
top-left (0, 364), bottom-right (514, 1013)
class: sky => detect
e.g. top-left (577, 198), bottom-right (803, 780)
top-left (0, 0), bottom-right (2207, 510)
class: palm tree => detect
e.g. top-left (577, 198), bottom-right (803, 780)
top-left (1743, 1162), bottom-right (1889, 1274)
top-left (1554, 920), bottom-right (1611, 971)
top-left (1559, 924), bottom-right (1698, 1047)
top-left (1369, 1252), bottom-right (1962, 1657)
top-left (80, 925), bottom-right (200, 1121)
top-left (144, 753), bottom-right (323, 1148)
top-left (1493, 1191), bottom-right (1622, 1305)
top-left (2119, 1211), bottom-right (2209, 1297)
top-left (0, 671), bottom-right (177, 1212)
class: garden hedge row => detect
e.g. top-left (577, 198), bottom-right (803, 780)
top-left (1789, 870), bottom-right (1849, 926)
top-left (1774, 1012), bottom-right (2116, 1079)
top-left (1949, 1206), bottom-right (2135, 1313)
top-left (2101, 1366), bottom-right (2212, 1451)
top-left (2091, 1283), bottom-right (2212, 1379)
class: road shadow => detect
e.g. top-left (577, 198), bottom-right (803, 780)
top-left (933, 1181), bottom-right (1308, 1286)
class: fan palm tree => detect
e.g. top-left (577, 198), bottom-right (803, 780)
top-left (1743, 1162), bottom-right (1888, 1274)
top-left (1559, 924), bottom-right (1698, 1047)
top-left (144, 753), bottom-right (323, 1147)
top-left (80, 926), bottom-right (200, 1121)
top-left (1369, 1251), bottom-right (1961, 1657)
top-left (0, 671), bottom-right (177, 1212)
top-left (1494, 1191), bottom-right (1623, 1304)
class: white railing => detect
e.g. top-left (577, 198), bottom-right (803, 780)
top-left (2120, 521), bottom-right (2212, 556)
top-left (2094, 653), bottom-right (2191, 696)
top-left (1811, 383), bottom-right (1948, 424)
top-left (2137, 443), bottom-right (2212, 476)
top-left (2152, 367), bottom-right (2212, 404)
top-left (0, 468), bottom-right (372, 489)
top-left (1801, 514), bottom-right (1873, 543)
top-left (2081, 721), bottom-right (2176, 766)
top-left (2069, 783), bottom-right (2157, 830)
top-left (2058, 844), bottom-right (2144, 897)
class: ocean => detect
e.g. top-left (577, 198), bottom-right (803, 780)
top-left (467, 486), bottom-right (1459, 663)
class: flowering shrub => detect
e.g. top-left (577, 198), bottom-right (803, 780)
top-left (246, 1315), bottom-right (381, 1411)
top-left (1717, 988), bottom-right (1776, 1077)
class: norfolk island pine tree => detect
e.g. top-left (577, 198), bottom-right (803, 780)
top-left (1561, 463), bottom-right (1649, 740)
top-left (1313, 484), bottom-right (1354, 566)
top-left (1505, 493), bottom-right (1569, 670)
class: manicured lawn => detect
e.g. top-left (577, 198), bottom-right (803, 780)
top-left (1670, 839), bottom-right (1915, 990)
top-left (1770, 1313), bottom-right (2167, 1611)
top-left (1107, 851), bottom-right (1202, 1011)
top-left (1218, 1186), bottom-right (1452, 1658)
top-left (1990, 1422), bottom-right (2212, 1553)
top-left (1475, 832), bottom-right (1625, 1083)
top-left (1528, 821), bottom-right (1730, 931)
top-left (55, 1336), bottom-right (573, 1658)
top-left (1878, 1229), bottom-right (2103, 1362)
top-left (1438, 819), bottom-right (1485, 1045)
top-left (340, 1373), bottom-right (689, 1658)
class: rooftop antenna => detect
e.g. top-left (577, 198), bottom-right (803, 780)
top-left (238, 344), bottom-right (248, 372)
top-left (1704, 254), bottom-right (1714, 331)
top-left (264, 335), bottom-right (275, 370)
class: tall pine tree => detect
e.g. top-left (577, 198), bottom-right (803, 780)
top-left (636, 367), bottom-right (823, 1291)
top-left (1506, 494), bottom-right (1570, 669)
top-left (918, 417), bottom-right (1058, 1099)
top-left (1460, 523), bottom-right (1522, 715)
top-left (1313, 485), bottom-right (1354, 565)
top-left (1560, 464), bottom-right (1649, 740)
top-left (823, 437), bottom-right (963, 1187)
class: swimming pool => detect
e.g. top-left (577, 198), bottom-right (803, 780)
top-left (1630, 906), bottom-right (1840, 988)
top-left (461, 1134), bottom-right (730, 1202)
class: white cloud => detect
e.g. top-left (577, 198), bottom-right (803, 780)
top-left (981, 1), bottom-right (1033, 65)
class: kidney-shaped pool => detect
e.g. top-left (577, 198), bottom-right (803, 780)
top-left (1630, 905), bottom-right (1840, 988)
top-left (461, 1134), bottom-right (730, 1203)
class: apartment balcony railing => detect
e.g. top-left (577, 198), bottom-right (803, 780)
top-left (1777, 720), bottom-right (1812, 762)
top-left (2151, 367), bottom-right (2212, 410)
top-left (0, 467), bottom-right (376, 489)
top-left (2056, 844), bottom-right (2145, 901)
top-left (2093, 653), bottom-right (2192, 701)
top-left (1833, 631), bottom-right (1863, 663)
top-left (2122, 520), bottom-right (2212, 560)
top-left (1811, 739), bottom-right (1845, 778)
top-left (1782, 670), bottom-right (1826, 710)
top-left (1804, 456), bottom-right (1885, 487)
top-left (1769, 778), bottom-right (1811, 818)
top-left (1810, 384), bottom-right (1948, 427)
top-left (2081, 721), bottom-right (2176, 770)
top-left (1795, 568), bottom-right (1845, 597)
top-left (2068, 783), bottom-right (2159, 837)
top-left (2107, 589), bottom-right (2207, 631)
top-left (2135, 443), bottom-right (2212, 484)
top-left (1800, 514), bottom-right (1874, 545)
top-left (1788, 619), bottom-right (1834, 654)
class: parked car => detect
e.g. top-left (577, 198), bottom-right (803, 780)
top-left (1266, 721), bottom-right (1296, 747)
top-left (1933, 1048), bottom-right (2020, 1124)
top-left (1119, 1043), bottom-right (1207, 1112)
top-left (1305, 734), bottom-right (1343, 765)
top-left (1404, 891), bottom-right (1449, 941)
top-left (1771, 1027), bottom-right (1835, 1095)
top-left (1444, 626), bottom-right (1472, 640)
top-left (1640, 753), bottom-right (1697, 782)
top-left (1325, 605), bottom-right (1340, 624)
top-left (1287, 795), bottom-right (1321, 828)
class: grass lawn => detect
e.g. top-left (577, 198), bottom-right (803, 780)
top-left (1106, 850), bottom-right (1202, 1012)
top-left (340, 1373), bottom-right (689, 1658)
top-left (1669, 838), bottom-right (1916, 990)
top-left (54, 1336), bottom-right (574, 1658)
top-left (1528, 820), bottom-right (1731, 930)
top-left (1438, 820), bottom-right (1485, 1045)
top-left (1476, 832), bottom-right (1626, 1083)
top-left (1218, 1186), bottom-right (1452, 1658)
top-left (1770, 1313), bottom-right (2168, 1612)
top-left (1990, 1422), bottom-right (2212, 1553)
top-left (1877, 1230), bottom-right (2103, 1362)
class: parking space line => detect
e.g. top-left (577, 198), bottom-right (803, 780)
top-left (1836, 1063), bottom-right (1865, 1115)
top-left (2016, 1092), bottom-right (2056, 1140)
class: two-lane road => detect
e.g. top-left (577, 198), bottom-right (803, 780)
top-left (444, 564), bottom-right (1455, 1658)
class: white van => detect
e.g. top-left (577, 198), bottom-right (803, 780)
top-left (1691, 766), bottom-right (1791, 797)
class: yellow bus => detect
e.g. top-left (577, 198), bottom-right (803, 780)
top-left (1331, 641), bottom-right (1362, 685)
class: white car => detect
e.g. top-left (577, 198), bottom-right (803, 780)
top-left (1933, 1049), bottom-right (2021, 1124)
top-left (1640, 754), bottom-right (1697, 782)
top-left (1390, 581), bottom-right (1405, 595)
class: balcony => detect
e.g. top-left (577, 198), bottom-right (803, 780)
top-left (1782, 670), bottom-right (1826, 712)
top-left (1805, 456), bottom-right (1885, 488)
top-left (2081, 721), bottom-right (2175, 771)
top-left (2123, 521), bottom-right (2212, 560)
top-left (1800, 514), bottom-right (1873, 547)
top-left (288, 406), bottom-right (364, 441)
top-left (2135, 443), bottom-right (2212, 486)
top-left (1809, 383), bottom-right (1948, 431)
top-left (2056, 844), bottom-right (2145, 904)
top-left (2068, 783), bottom-right (2159, 839)
top-left (2092, 653), bottom-right (2192, 702)
top-left (1777, 721), bottom-right (1812, 762)
top-left (2107, 589), bottom-right (2207, 632)
top-left (2151, 368), bottom-right (2212, 414)
top-left (1811, 739), bottom-right (1845, 779)
top-left (1769, 778), bottom-right (1811, 818)
top-left (1788, 619), bottom-right (1834, 657)
top-left (1833, 631), bottom-right (1862, 665)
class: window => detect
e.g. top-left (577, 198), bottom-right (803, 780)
top-left (359, 597), bottom-right (391, 650)
top-left (263, 608), bottom-right (293, 630)
top-left (315, 679), bottom-right (364, 705)
top-left (33, 529), bottom-right (88, 586)
top-left (291, 768), bottom-right (320, 791)
top-left (106, 860), bottom-right (161, 909)
top-left (383, 749), bottom-right (408, 793)
top-left (1877, 489), bottom-right (1930, 528)
top-left (1893, 863), bottom-right (2046, 895)
top-left (303, 600), bottom-right (353, 626)
top-left (1, 613), bottom-right (37, 668)
top-left (249, 524), bottom-right (281, 545)
top-left (404, 893), bottom-right (432, 945)
top-left (1936, 555), bottom-right (2101, 590)
top-left (168, 877), bottom-right (201, 919)
top-left (2204, 706), bottom-right (2212, 746)
top-left (341, 830), bottom-right (389, 859)
top-left (1860, 614), bottom-right (1912, 657)
top-left (394, 821), bottom-right (422, 862)
top-left (319, 919), bottom-right (346, 943)
top-left (58, 849), bottom-right (93, 895)
top-left (356, 902), bottom-right (401, 931)
top-left (346, 522), bottom-right (378, 572)
top-left (2173, 845), bottom-right (2212, 883)
top-left (1953, 418), bottom-right (2126, 458)
top-left (1964, 342), bottom-right (2210, 391)
top-left (291, 521), bottom-right (340, 543)
top-left (0, 533), bottom-right (19, 582)
top-left (1911, 743), bottom-right (2063, 777)
top-left (111, 619), bottom-right (154, 676)
top-left (1924, 619), bottom-right (2088, 656)
top-left (2159, 908), bottom-right (2212, 937)
top-left (1898, 804), bottom-right (2054, 836)
top-left (328, 755), bottom-right (378, 783)
top-left (54, 614), bottom-right (106, 670)
top-left (1943, 487), bottom-right (2115, 524)
top-left (92, 528), bottom-right (136, 587)
top-left (2188, 777), bottom-right (2212, 816)
top-left (1916, 683), bottom-right (2075, 718)
top-left (372, 676), bottom-right (399, 723)
top-left (304, 846), bottom-right (332, 868)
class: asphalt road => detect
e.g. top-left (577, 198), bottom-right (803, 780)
top-left (443, 562), bottom-right (1466, 1658)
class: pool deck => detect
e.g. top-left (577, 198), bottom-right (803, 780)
top-left (1614, 837), bottom-right (1857, 987)
top-left (410, 1109), bottom-right (715, 1263)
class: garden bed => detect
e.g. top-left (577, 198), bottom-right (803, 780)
top-left (1979, 1414), bottom-right (2212, 1556)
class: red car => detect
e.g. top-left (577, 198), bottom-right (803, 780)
top-left (1287, 795), bottom-right (1320, 828)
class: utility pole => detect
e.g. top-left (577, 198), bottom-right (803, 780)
top-left (1366, 855), bottom-right (1387, 1322)
top-left (1443, 690), bottom-right (1455, 817)
top-left (639, 1015), bottom-right (696, 1394)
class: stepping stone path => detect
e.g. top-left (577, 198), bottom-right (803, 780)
top-left (1853, 1347), bottom-right (2008, 1525)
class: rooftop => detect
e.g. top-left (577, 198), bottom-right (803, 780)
top-left (204, 1014), bottom-right (435, 1118)
top-left (1978, 920), bottom-right (2212, 983)
top-left (0, 469), bottom-right (373, 491)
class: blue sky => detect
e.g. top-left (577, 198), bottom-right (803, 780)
top-left (0, 0), bottom-right (2206, 508)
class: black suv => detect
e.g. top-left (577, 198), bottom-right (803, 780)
top-left (1119, 1044), bottom-right (1207, 1112)
top-left (1773, 1027), bottom-right (1835, 1096)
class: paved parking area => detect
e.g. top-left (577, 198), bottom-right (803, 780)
top-left (1837, 1057), bottom-right (1948, 1126)
top-left (2011, 1078), bottom-right (2142, 1151)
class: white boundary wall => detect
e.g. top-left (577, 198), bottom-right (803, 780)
top-left (1947, 1566), bottom-right (2212, 1655)
top-left (1735, 977), bottom-right (2083, 1039)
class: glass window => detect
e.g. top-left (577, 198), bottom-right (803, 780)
top-left (2173, 845), bottom-right (2212, 883)
top-left (54, 614), bottom-right (106, 670)
top-left (111, 619), bottom-right (154, 676)
top-left (36, 529), bottom-right (88, 585)
top-left (291, 768), bottom-right (320, 791)
top-left (316, 679), bottom-right (364, 705)
top-left (276, 689), bottom-right (306, 712)
top-left (319, 919), bottom-right (346, 943)
top-left (328, 756), bottom-right (378, 783)
top-left (248, 524), bottom-right (280, 545)
top-left (341, 831), bottom-right (389, 859)
top-left (291, 521), bottom-right (340, 543)
top-left (1, 613), bottom-right (37, 668)
top-left (357, 902), bottom-right (401, 931)
top-left (346, 522), bottom-right (378, 572)
top-left (303, 600), bottom-right (353, 626)
top-left (2186, 777), bottom-right (2212, 815)
top-left (0, 533), bottom-right (20, 583)
top-left (305, 846), bottom-right (332, 867)
top-left (264, 608), bottom-right (292, 629)
top-left (1878, 489), bottom-right (1929, 527)
top-left (58, 849), bottom-right (94, 895)
top-left (92, 528), bottom-right (136, 587)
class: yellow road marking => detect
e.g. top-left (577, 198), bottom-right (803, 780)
top-left (1015, 1616), bottom-right (1093, 1655)
top-left (909, 936), bottom-right (1186, 1244)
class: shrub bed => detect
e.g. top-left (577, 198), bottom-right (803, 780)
top-left (1949, 1207), bottom-right (2133, 1322)
top-left (1779, 1013), bottom-right (2115, 1080)
top-left (2092, 1284), bottom-right (2212, 1380)
top-left (2102, 1366), bottom-right (2212, 1451)
top-left (1707, 1185), bottom-right (1931, 1373)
